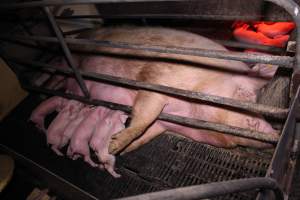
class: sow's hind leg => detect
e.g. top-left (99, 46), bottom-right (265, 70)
top-left (109, 91), bottom-right (167, 154)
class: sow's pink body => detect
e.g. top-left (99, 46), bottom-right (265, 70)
top-left (30, 26), bottom-right (279, 177)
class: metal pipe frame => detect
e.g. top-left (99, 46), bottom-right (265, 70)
top-left (115, 177), bottom-right (283, 200)
top-left (1, 0), bottom-right (300, 199)
top-left (5, 56), bottom-right (288, 120)
top-left (0, 35), bottom-right (294, 67)
top-left (43, 6), bottom-right (90, 98)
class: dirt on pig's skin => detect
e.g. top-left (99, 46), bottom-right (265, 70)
top-left (31, 26), bottom-right (279, 177)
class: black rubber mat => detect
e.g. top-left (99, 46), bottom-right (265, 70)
top-left (0, 95), bottom-right (273, 200)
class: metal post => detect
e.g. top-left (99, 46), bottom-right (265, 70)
top-left (43, 6), bottom-right (90, 98)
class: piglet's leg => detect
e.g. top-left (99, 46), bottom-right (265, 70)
top-left (60, 107), bottom-right (91, 149)
top-left (47, 100), bottom-right (77, 156)
top-left (121, 123), bottom-right (166, 155)
top-left (30, 96), bottom-right (67, 131)
top-left (69, 107), bottom-right (99, 167)
top-left (90, 110), bottom-right (127, 177)
top-left (109, 92), bottom-right (166, 154)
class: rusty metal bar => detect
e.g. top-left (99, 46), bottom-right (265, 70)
top-left (0, 35), bottom-right (294, 67)
top-left (23, 84), bottom-right (279, 145)
top-left (43, 6), bottom-right (90, 98)
top-left (6, 56), bottom-right (289, 119)
top-left (214, 40), bottom-right (284, 54)
top-left (116, 177), bottom-right (283, 200)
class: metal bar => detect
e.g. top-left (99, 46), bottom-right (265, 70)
top-left (55, 13), bottom-right (263, 21)
top-left (0, 0), bottom-right (189, 9)
top-left (0, 34), bottom-right (284, 55)
top-left (0, 13), bottom-right (259, 23)
top-left (0, 144), bottom-right (99, 200)
top-left (0, 35), bottom-right (294, 67)
top-left (23, 84), bottom-right (279, 145)
top-left (43, 6), bottom-right (90, 98)
top-left (7, 56), bottom-right (289, 119)
top-left (259, 87), bottom-right (300, 199)
top-left (115, 177), bottom-right (283, 200)
top-left (214, 40), bottom-right (284, 54)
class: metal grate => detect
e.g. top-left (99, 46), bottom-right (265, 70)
top-left (119, 134), bottom-right (271, 200)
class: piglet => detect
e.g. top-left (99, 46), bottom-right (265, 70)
top-left (30, 96), bottom-right (67, 131)
top-left (46, 100), bottom-right (83, 155)
top-left (90, 109), bottom-right (128, 178)
top-left (67, 106), bottom-right (103, 167)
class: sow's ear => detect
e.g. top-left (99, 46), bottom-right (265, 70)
top-left (250, 63), bottom-right (278, 79)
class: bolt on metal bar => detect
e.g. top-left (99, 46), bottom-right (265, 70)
top-left (115, 177), bottom-right (283, 200)
top-left (7, 56), bottom-right (289, 119)
top-left (23, 84), bottom-right (279, 145)
top-left (0, 0), bottom-right (189, 9)
top-left (0, 35), bottom-right (294, 67)
top-left (43, 6), bottom-right (90, 98)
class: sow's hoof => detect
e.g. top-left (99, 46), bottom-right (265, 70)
top-left (109, 132), bottom-right (135, 155)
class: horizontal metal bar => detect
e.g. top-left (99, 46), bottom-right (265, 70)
top-left (115, 177), bottom-right (283, 200)
top-left (7, 56), bottom-right (289, 119)
top-left (0, 32), bottom-right (283, 55)
top-left (0, 35), bottom-right (294, 67)
top-left (23, 84), bottom-right (279, 145)
top-left (55, 14), bottom-right (262, 21)
top-left (0, 0), bottom-right (188, 9)
top-left (214, 40), bottom-right (284, 54)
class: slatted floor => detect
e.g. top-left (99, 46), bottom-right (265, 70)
top-left (0, 95), bottom-right (276, 200)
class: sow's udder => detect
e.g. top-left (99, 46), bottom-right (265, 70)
top-left (30, 26), bottom-right (279, 177)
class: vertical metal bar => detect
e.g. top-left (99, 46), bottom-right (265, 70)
top-left (43, 6), bottom-right (90, 98)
